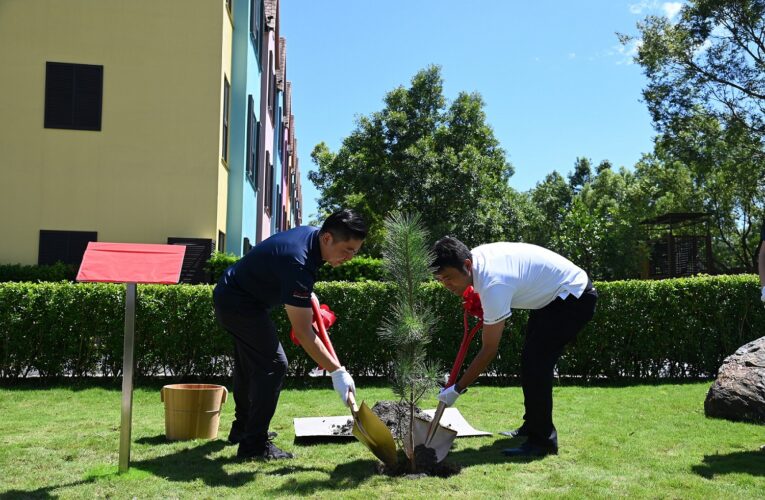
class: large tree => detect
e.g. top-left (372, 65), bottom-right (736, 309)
top-left (309, 66), bottom-right (516, 255)
top-left (624, 0), bottom-right (765, 272)
top-left (624, 0), bottom-right (765, 137)
top-left (650, 113), bottom-right (765, 270)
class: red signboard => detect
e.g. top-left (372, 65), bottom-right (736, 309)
top-left (76, 242), bottom-right (185, 284)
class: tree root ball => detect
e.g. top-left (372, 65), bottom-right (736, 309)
top-left (361, 400), bottom-right (461, 477)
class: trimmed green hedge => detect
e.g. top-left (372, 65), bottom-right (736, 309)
top-left (208, 252), bottom-right (385, 284)
top-left (0, 262), bottom-right (77, 282)
top-left (206, 252), bottom-right (238, 284)
top-left (3, 254), bottom-right (386, 285)
top-left (1, 275), bottom-right (762, 380)
top-left (315, 256), bottom-right (386, 282)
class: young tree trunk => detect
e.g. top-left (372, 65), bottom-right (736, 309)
top-left (409, 389), bottom-right (416, 473)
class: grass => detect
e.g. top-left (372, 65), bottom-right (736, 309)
top-left (0, 380), bottom-right (763, 499)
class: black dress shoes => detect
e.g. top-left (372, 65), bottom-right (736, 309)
top-left (237, 440), bottom-right (294, 461)
top-left (498, 425), bottom-right (529, 438)
top-left (502, 442), bottom-right (558, 457)
top-left (228, 425), bottom-right (277, 445)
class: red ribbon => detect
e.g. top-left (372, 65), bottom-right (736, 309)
top-left (290, 303), bottom-right (337, 346)
top-left (462, 285), bottom-right (484, 319)
top-left (446, 286), bottom-right (484, 386)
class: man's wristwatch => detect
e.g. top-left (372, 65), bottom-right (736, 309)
top-left (453, 382), bottom-right (468, 394)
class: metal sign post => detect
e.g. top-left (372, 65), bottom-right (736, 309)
top-left (118, 282), bottom-right (137, 473)
top-left (77, 242), bottom-right (185, 474)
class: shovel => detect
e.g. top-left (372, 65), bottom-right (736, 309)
top-left (310, 294), bottom-right (398, 466)
top-left (412, 291), bottom-right (483, 461)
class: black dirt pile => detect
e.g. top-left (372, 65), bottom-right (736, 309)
top-left (334, 400), bottom-right (461, 477)
top-left (376, 445), bottom-right (461, 478)
top-left (329, 400), bottom-right (431, 438)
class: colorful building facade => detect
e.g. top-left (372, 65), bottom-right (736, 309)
top-left (0, 0), bottom-right (302, 276)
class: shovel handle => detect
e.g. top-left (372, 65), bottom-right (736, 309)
top-left (346, 389), bottom-right (359, 412)
top-left (424, 401), bottom-right (448, 446)
top-left (311, 294), bottom-right (339, 366)
top-left (447, 314), bottom-right (483, 386)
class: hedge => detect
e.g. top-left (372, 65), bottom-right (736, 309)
top-left (315, 256), bottom-right (386, 282)
top-left (0, 262), bottom-right (77, 282)
top-left (1, 254), bottom-right (385, 285)
top-left (0, 275), bottom-right (762, 380)
top-left (207, 252), bottom-right (385, 284)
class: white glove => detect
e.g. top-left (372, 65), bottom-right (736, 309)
top-left (761, 286), bottom-right (765, 304)
top-left (330, 366), bottom-right (356, 404)
top-left (437, 384), bottom-right (462, 407)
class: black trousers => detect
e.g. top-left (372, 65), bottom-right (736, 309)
top-left (214, 304), bottom-right (288, 450)
top-left (521, 287), bottom-right (597, 449)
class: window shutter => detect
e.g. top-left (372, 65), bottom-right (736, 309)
top-left (167, 237), bottom-right (213, 284)
top-left (38, 230), bottom-right (97, 266)
top-left (44, 63), bottom-right (75, 128)
top-left (44, 62), bottom-right (102, 130)
top-left (74, 65), bottom-right (103, 130)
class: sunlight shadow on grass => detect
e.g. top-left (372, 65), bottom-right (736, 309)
top-left (269, 459), bottom-right (378, 495)
top-left (130, 436), bottom-right (257, 487)
top-left (0, 479), bottom-right (94, 499)
top-left (135, 435), bottom-right (175, 446)
top-left (691, 449), bottom-right (765, 478)
top-left (448, 436), bottom-right (551, 465)
top-left (268, 436), bottom-right (551, 494)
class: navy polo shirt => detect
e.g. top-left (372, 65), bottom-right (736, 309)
top-left (214, 226), bottom-right (323, 310)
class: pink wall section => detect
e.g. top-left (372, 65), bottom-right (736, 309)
top-left (257, 31), bottom-right (276, 242)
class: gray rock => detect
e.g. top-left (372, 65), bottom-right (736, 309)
top-left (704, 336), bottom-right (765, 423)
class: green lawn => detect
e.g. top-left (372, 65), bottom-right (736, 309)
top-left (0, 381), bottom-right (763, 499)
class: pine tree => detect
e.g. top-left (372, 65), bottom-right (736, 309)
top-left (378, 211), bottom-right (440, 471)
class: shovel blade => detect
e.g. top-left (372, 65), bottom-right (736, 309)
top-left (352, 401), bottom-right (398, 466)
top-left (408, 416), bottom-right (458, 463)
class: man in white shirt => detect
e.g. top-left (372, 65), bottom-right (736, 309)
top-left (432, 236), bottom-right (598, 457)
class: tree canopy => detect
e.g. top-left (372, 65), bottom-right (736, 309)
top-left (309, 66), bottom-right (515, 255)
top-left (310, 8), bottom-right (765, 279)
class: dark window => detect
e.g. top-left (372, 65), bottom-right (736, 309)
top-left (242, 237), bottom-right (252, 255)
top-left (276, 185), bottom-right (282, 230)
top-left (38, 230), bottom-right (97, 266)
top-left (267, 52), bottom-right (274, 122)
top-left (44, 62), bottom-right (103, 131)
top-left (222, 77), bottom-right (230, 162)
top-left (250, 0), bottom-right (262, 59)
top-left (246, 95), bottom-right (259, 187)
top-left (278, 123), bottom-right (284, 157)
top-left (168, 237), bottom-right (214, 284)
top-left (264, 152), bottom-right (272, 216)
top-left (218, 231), bottom-right (226, 255)
top-left (271, 73), bottom-right (276, 123)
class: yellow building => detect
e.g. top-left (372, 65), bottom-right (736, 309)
top-left (0, 0), bottom-right (233, 269)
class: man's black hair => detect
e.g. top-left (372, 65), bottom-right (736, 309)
top-left (320, 209), bottom-right (368, 241)
top-left (431, 236), bottom-right (471, 273)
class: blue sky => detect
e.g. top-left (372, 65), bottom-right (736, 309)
top-left (280, 0), bottom-right (684, 222)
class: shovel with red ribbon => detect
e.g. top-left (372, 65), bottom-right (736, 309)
top-left (289, 300), bottom-right (337, 370)
top-left (296, 293), bottom-right (397, 466)
top-left (409, 285), bottom-right (484, 462)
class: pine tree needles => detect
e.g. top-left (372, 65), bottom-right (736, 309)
top-left (378, 212), bottom-right (440, 469)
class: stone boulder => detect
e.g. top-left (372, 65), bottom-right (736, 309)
top-left (704, 336), bottom-right (765, 423)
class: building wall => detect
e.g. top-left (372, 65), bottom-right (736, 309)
top-left (0, 0), bottom-right (231, 264)
top-left (227, 0), bottom-right (263, 255)
top-left (256, 0), bottom-right (278, 242)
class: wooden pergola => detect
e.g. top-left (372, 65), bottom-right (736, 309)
top-left (640, 212), bottom-right (714, 279)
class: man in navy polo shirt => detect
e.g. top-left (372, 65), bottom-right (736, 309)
top-left (430, 236), bottom-right (597, 457)
top-left (213, 209), bottom-right (367, 460)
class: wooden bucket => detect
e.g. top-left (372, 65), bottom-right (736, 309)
top-left (161, 384), bottom-right (228, 440)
